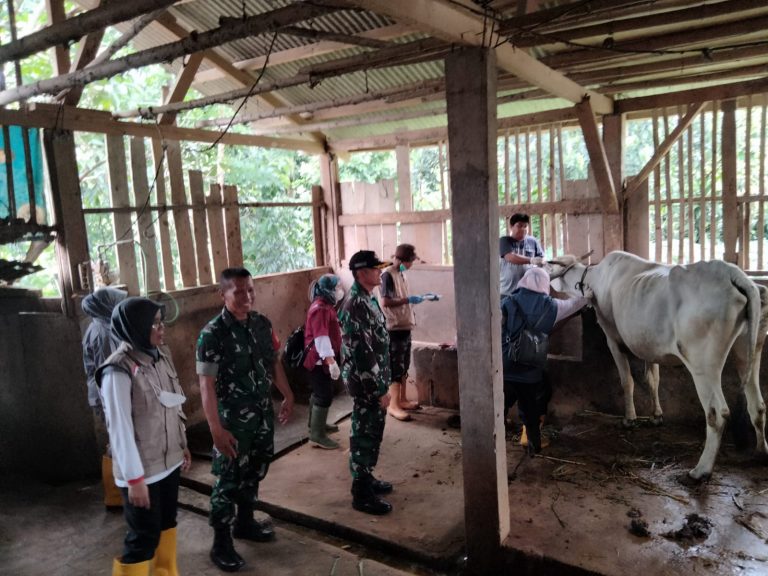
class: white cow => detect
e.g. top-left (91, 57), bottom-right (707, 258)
top-left (549, 250), bottom-right (768, 481)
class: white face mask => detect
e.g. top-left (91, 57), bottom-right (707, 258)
top-left (334, 287), bottom-right (345, 303)
top-left (158, 390), bottom-right (186, 408)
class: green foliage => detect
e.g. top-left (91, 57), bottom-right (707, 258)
top-left (338, 151), bottom-right (395, 183)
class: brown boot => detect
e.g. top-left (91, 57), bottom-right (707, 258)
top-left (387, 383), bottom-right (411, 421)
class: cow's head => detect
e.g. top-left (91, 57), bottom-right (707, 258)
top-left (547, 251), bottom-right (593, 297)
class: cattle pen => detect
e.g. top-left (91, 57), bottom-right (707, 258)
top-left (3, 2), bottom-right (768, 576)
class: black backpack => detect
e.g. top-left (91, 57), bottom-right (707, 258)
top-left (284, 325), bottom-right (312, 369)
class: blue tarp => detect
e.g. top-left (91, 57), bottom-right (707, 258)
top-left (0, 126), bottom-right (46, 221)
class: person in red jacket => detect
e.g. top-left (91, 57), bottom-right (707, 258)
top-left (303, 274), bottom-right (345, 449)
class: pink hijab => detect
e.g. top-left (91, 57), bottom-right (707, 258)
top-left (516, 267), bottom-right (550, 295)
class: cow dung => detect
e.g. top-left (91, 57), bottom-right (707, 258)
top-left (662, 513), bottom-right (713, 542)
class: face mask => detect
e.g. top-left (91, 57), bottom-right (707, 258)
top-left (399, 264), bottom-right (406, 272)
top-left (334, 287), bottom-right (345, 303)
top-left (159, 390), bottom-right (186, 408)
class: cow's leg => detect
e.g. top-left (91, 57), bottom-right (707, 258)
top-left (604, 336), bottom-right (637, 425)
top-left (644, 363), bottom-right (663, 425)
top-left (689, 373), bottom-right (730, 481)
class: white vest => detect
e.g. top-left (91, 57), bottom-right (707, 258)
top-left (382, 264), bottom-right (416, 331)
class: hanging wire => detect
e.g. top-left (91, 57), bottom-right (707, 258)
top-left (204, 30), bottom-right (279, 151)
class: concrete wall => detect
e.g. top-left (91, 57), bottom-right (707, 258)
top-left (0, 267), bottom-right (329, 482)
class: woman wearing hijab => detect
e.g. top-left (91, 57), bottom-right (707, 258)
top-left (81, 287), bottom-right (127, 508)
top-left (303, 274), bottom-right (345, 449)
top-left (96, 297), bottom-right (191, 576)
top-left (502, 267), bottom-right (590, 454)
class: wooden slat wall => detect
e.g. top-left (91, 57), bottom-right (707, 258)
top-left (188, 169), bottom-right (212, 285)
top-left (165, 139), bottom-right (197, 287)
top-left (206, 183), bottom-right (228, 279)
top-left (105, 134), bottom-right (139, 294)
top-left (129, 136), bottom-right (160, 293)
top-left (340, 180), bottom-right (397, 260)
top-left (223, 184), bottom-right (243, 268)
top-left (151, 139), bottom-right (176, 291)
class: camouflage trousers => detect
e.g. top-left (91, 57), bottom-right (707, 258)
top-left (209, 424), bottom-right (274, 528)
top-left (349, 399), bottom-right (387, 480)
top-left (388, 330), bottom-right (412, 381)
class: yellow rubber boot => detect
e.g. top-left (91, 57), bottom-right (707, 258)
top-left (154, 527), bottom-right (180, 576)
top-left (112, 558), bottom-right (151, 576)
top-left (519, 421), bottom-right (549, 449)
top-left (102, 456), bottom-right (124, 509)
top-left (387, 383), bottom-right (411, 421)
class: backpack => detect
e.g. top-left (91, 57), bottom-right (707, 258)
top-left (502, 298), bottom-right (549, 371)
top-left (283, 325), bottom-right (312, 369)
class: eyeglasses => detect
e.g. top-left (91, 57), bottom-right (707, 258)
top-left (152, 320), bottom-right (165, 329)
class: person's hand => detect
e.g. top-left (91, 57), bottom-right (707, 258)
top-left (278, 396), bottom-right (294, 425)
top-left (379, 393), bottom-right (391, 410)
top-left (582, 287), bottom-right (595, 300)
top-left (212, 427), bottom-right (238, 459)
top-left (181, 448), bottom-right (192, 472)
top-left (530, 256), bottom-right (545, 267)
top-left (408, 295), bottom-right (424, 305)
top-left (328, 360), bottom-right (341, 380)
top-left (128, 480), bottom-right (150, 509)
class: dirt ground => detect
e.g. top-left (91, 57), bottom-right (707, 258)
top-left (504, 411), bottom-right (768, 575)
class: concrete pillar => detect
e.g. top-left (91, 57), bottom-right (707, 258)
top-left (445, 46), bottom-right (509, 575)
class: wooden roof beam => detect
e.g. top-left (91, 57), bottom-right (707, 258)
top-left (574, 97), bottom-right (618, 212)
top-left (158, 52), bottom-right (205, 125)
top-left (542, 14), bottom-right (768, 71)
top-left (45, 0), bottom-right (70, 75)
top-left (510, 0), bottom-right (768, 48)
top-left (0, 0), bottom-right (182, 63)
top-left (192, 23), bottom-right (414, 86)
top-left (347, 0), bottom-right (613, 114)
top-left (0, 103), bottom-right (324, 153)
top-left (0, 2), bottom-right (338, 106)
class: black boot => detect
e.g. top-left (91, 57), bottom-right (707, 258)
top-left (210, 526), bottom-right (245, 572)
top-left (351, 477), bottom-right (392, 515)
top-left (233, 503), bottom-right (275, 542)
top-left (371, 477), bottom-right (393, 494)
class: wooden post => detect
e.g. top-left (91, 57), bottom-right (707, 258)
top-left (445, 46), bottom-right (508, 575)
top-left (722, 99), bottom-right (738, 264)
top-left (625, 178), bottom-right (650, 258)
top-left (43, 129), bottom-right (89, 314)
top-left (311, 185), bottom-right (325, 266)
top-left (188, 169), bottom-right (213, 285)
top-left (320, 153), bottom-right (343, 269)
top-left (106, 134), bottom-right (139, 295)
top-left (602, 113), bottom-right (624, 254)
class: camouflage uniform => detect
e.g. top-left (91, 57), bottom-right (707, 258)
top-left (196, 307), bottom-right (277, 529)
top-left (339, 281), bottom-right (391, 480)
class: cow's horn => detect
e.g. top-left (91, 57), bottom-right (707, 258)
top-left (578, 250), bottom-right (594, 262)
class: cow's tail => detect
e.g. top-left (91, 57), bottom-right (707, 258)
top-left (730, 267), bottom-right (760, 383)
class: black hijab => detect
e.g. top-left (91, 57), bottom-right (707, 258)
top-left (111, 297), bottom-right (165, 360)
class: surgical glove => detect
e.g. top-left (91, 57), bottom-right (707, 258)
top-left (328, 360), bottom-right (341, 380)
top-left (408, 295), bottom-right (424, 305)
top-left (422, 292), bottom-right (440, 302)
top-left (530, 256), bottom-right (545, 267)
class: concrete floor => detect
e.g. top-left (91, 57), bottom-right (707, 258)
top-left (0, 472), bottom-right (434, 576)
top-left (6, 402), bottom-right (768, 576)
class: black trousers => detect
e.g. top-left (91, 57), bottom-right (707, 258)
top-left (504, 371), bottom-right (551, 422)
top-left (308, 365), bottom-right (335, 408)
top-left (120, 467), bottom-right (180, 563)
